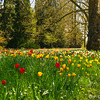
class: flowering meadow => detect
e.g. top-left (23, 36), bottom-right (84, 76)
top-left (0, 48), bottom-right (100, 100)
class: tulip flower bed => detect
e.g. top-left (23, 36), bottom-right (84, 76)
top-left (0, 49), bottom-right (100, 100)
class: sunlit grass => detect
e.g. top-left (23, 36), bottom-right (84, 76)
top-left (0, 49), bottom-right (100, 100)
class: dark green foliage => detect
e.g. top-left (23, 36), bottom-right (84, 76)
top-left (0, 1), bottom-right (15, 42)
top-left (6, 0), bottom-right (33, 48)
top-left (0, 0), bottom-right (85, 49)
top-left (35, 0), bottom-right (83, 48)
top-left (20, 42), bottom-right (40, 49)
top-left (35, 0), bottom-right (66, 48)
top-left (0, 0), bottom-right (36, 48)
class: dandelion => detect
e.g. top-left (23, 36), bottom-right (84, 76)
top-left (38, 72), bottom-right (42, 77)
top-left (88, 94), bottom-right (93, 99)
top-left (82, 68), bottom-right (84, 70)
top-left (95, 73), bottom-right (97, 76)
top-left (20, 92), bottom-right (23, 95)
top-left (24, 89), bottom-right (27, 92)
top-left (72, 63), bottom-right (74, 66)
top-left (42, 90), bottom-right (49, 95)
top-left (60, 55), bottom-right (63, 57)
top-left (81, 88), bottom-right (85, 90)
top-left (24, 92), bottom-right (27, 95)
top-left (4, 86), bottom-right (6, 88)
top-left (9, 92), bottom-right (12, 95)
top-left (98, 95), bottom-right (100, 99)
top-left (28, 86), bottom-right (31, 89)
top-left (80, 57), bottom-right (83, 60)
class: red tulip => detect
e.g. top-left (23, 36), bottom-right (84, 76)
top-left (1, 51), bottom-right (3, 53)
top-left (18, 52), bottom-right (20, 55)
top-left (1, 80), bottom-right (6, 85)
top-left (25, 53), bottom-right (27, 55)
top-left (55, 63), bottom-right (60, 68)
top-left (19, 68), bottom-right (25, 73)
top-left (28, 52), bottom-right (31, 56)
top-left (30, 50), bottom-right (33, 53)
top-left (92, 56), bottom-right (94, 58)
top-left (15, 63), bottom-right (20, 68)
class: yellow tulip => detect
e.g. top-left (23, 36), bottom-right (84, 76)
top-left (38, 72), bottom-right (42, 77)
top-left (68, 74), bottom-right (71, 77)
top-left (62, 64), bottom-right (66, 69)
top-left (66, 67), bottom-right (69, 70)
top-left (59, 73), bottom-right (62, 76)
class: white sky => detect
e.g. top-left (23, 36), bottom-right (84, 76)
top-left (0, 0), bottom-right (35, 8)
top-left (30, 0), bottom-right (35, 8)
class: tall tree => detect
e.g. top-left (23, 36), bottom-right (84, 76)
top-left (59, 0), bottom-right (100, 50)
top-left (87, 0), bottom-right (100, 50)
top-left (0, 0), bottom-right (15, 43)
top-left (35, 0), bottom-right (67, 48)
top-left (6, 0), bottom-right (36, 48)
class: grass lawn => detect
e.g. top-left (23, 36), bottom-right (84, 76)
top-left (0, 48), bottom-right (100, 100)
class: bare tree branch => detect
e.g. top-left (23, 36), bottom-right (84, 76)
top-left (70, 22), bottom-right (80, 33)
top-left (57, 9), bottom-right (88, 23)
top-left (70, 0), bottom-right (88, 21)
top-left (77, 2), bottom-right (89, 7)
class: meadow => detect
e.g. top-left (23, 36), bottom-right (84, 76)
top-left (0, 48), bottom-right (100, 100)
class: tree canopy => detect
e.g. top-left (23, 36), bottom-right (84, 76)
top-left (0, 0), bottom-right (99, 50)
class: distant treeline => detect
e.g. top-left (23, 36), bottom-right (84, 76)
top-left (0, 0), bottom-right (87, 49)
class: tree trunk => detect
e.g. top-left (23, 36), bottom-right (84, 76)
top-left (87, 0), bottom-right (100, 50)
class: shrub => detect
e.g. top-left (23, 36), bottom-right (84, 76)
top-left (20, 42), bottom-right (40, 49)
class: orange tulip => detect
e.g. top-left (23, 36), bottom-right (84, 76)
top-left (68, 74), bottom-right (71, 77)
top-left (66, 67), bottom-right (69, 70)
top-left (60, 68), bottom-right (63, 71)
top-left (72, 73), bottom-right (76, 77)
top-left (62, 64), bottom-right (66, 69)
top-left (38, 72), bottom-right (42, 77)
